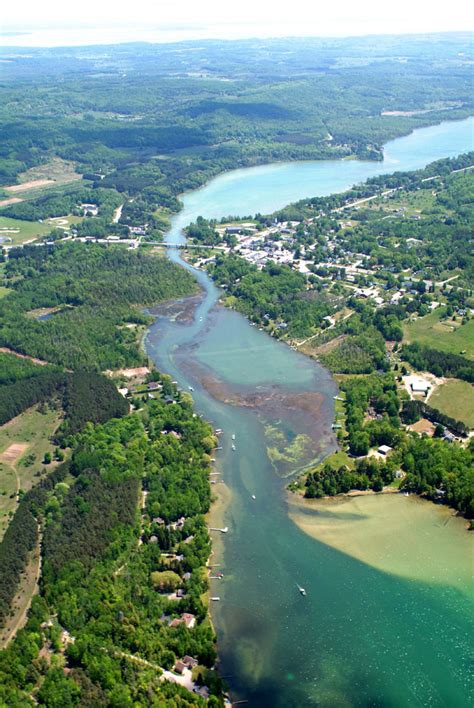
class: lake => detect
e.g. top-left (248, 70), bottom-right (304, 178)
top-left (145, 117), bottom-right (474, 706)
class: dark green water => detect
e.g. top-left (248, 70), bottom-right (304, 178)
top-left (145, 118), bottom-right (474, 706)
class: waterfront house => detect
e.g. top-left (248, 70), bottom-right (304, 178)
top-left (183, 656), bottom-right (199, 668)
top-left (182, 613), bottom-right (196, 629)
top-left (174, 660), bottom-right (186, 674)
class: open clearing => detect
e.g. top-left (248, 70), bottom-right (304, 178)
top-left (0, 216), bottom-right (52, 245)
top-left (429, 379), bottom-right (474, 429)
top-left (5, 179), bottom-right (56, 193)
top-left (4, 158), bottom-right (83, 194)
top-left (0, 443), bottom-right (29, 464)
top-left (0, 214), bottom-right (83, 246)
top-left (0, 197), bottom-right (23, 208)
top-left (403, 308), bottom-right (474, 359)
top-left (0, 406), bottom-right (61, 540)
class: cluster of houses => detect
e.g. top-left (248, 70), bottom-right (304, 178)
top-left (211, 218), bottom-right (440, 313)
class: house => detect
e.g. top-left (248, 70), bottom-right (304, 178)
top-left (80, 203), bottom-right (99, 216)
top-left (174, 660), bottom-right (186, 674)
top-left (169, 613), bottom-right (196, 629)
top-left (182, 613), bottom-right (196, 629)
top-left (377, 445), bottom-right (392, 455)
top-left (410, 379), bottom-right (431, 395)
top-left (183, 655), bottom-right (198, 668)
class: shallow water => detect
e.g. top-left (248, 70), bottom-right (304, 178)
top-left (145, 117), bottom-right (474, 706)
top-left (288, 493), bottom-right (473, 596)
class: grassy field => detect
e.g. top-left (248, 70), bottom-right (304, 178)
top-left (363, 187), bottom-right (436, 216)
top-left (403, 308), bottom-right (474, 359)
top-left (0, 214), bottom-right (83, 246)
top-left (430, 379), bottom-right (474, 429)
top-left (0, 216), bottom-right (52, 245)
top-left (0, 406), bottom-right (61, 540)
top-left (318, 449), bottom-right (354, 471)
top-left (13, 158), bottom-right (82, 190)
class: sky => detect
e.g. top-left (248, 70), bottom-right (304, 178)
top-left (1, 0), bottom-right (473, 46)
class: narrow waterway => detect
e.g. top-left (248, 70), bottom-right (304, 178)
top-left (145, 117), bottom-right (474, 707)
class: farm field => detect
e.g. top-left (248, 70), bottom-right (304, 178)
top-left (429, 379), bottom-right (474, 429)
top-left (403, 308), bottom-right (474, 359)
top-left (0, 406), bottom-right (61, 540)
top-left (6, 158), bottom-right (82, 191)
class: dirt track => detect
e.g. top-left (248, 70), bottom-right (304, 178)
top-left (5, 179), bottom-right (55, 193)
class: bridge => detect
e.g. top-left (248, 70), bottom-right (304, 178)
top-left (147, 241), bottom-right (227, 250)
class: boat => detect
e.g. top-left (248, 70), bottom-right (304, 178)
top-left (296, 583), bottom-right (307, 596)
top-left (251, 494), bottom-right (256, 500)
top-left (231, 443), bottom-right (236, 451)
top-left (211, 597), bottom-right (220, 601)
top-left (188, 386), bottom-right (194, 391)
top-left (231, 434), bottom-right (236, 440)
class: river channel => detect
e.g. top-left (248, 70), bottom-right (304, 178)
top-left (145, 117), bottom-right (474, 707)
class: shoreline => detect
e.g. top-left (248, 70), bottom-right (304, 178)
top-left (169, 114), bottom-right (473, 217)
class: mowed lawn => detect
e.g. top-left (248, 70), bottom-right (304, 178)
top-left (0, 406), bottom-right (61, 540)
top-left (403, 308), bottom-right (474, 359)
top-left (0, 216), bottom-right (51, 245)
top-left (430, 379), bottom-right (474, 429)
top-left (0, 214), bottom-right (83, 246)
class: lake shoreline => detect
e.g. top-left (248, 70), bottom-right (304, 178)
top-left (169, 114), bottom-right (473, 215)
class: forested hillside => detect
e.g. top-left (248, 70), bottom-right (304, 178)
top-left (0, 243), bottom-right (197, 369)
top-left (1, 34), bottom-right (472, 232)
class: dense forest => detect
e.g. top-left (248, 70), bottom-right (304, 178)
top-left (208, 255), bottom-right (335, 337)
top-left (0, 357), bottom-right (129, 433)
top-left (0, 383), bottom-right (225, 705)
top-left (0, 243), bottom-right (197, 369)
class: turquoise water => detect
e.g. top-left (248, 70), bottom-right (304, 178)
top-left (145, 118), bottom-right (474, 706)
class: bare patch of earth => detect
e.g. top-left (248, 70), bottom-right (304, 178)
top-left (0, 442), bottom-right (29, 464)
top-left (5, 179), bottom-right (56, 193)
top-left (0, 197), bottom-right (23, 207)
